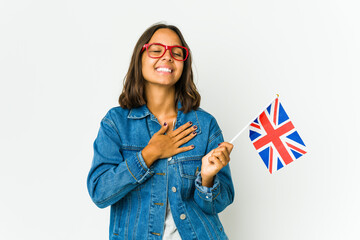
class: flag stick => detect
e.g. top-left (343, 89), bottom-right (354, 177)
top-left (229, 94), bottom-right (279, 144)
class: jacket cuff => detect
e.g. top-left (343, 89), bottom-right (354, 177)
top-left (125, 151), bottom-right (153, 184)
top-left (195, 171), bottom-right (221, 201)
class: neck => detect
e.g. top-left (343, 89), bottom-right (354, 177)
top-left (145, 83), bottom-right (177, 120)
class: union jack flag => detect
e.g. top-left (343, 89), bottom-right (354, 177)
top-left (249, 97), bottom-right (307, 174)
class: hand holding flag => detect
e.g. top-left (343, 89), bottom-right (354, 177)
top-left (201, 142), bottom-right (234, 187)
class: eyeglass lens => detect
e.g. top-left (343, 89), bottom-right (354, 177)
top-left (147, 44), bottom-right (186, 61)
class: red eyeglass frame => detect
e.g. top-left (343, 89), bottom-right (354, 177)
top-left (141, 43), bottom-right (189, 61)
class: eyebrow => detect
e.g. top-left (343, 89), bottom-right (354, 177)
top-left (150, 42), bottom-right (183, 46)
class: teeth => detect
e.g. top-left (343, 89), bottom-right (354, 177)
top-left (156, 68), bottom-right (172, 73)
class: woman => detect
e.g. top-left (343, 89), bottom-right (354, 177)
top-left (87, 23), bottom-right (235, 240)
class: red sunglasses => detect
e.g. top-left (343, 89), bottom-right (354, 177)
top-left (141, 43), bottom-right (189, 61)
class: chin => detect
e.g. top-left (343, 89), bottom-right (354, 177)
top-left (146, 78), bottom-right (179, 87)
top-left (156, 81), bottom-right (177, 87)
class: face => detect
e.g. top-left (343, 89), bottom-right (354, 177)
top-left (141, 28), bottom-right (184, 88)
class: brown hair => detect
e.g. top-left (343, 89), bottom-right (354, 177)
top-left (118, 23), bottom-right (200, 113)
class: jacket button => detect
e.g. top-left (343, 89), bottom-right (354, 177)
top-left (171, 187), bottom-right (177, 192)
top-left (180, 214), bottom-right (186, 220)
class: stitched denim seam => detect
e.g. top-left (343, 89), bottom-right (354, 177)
top-left (195, 178), bottom-right (219, 193)
top-left (113, 203), bottom-right (119, 235)
top-left (103, 117), bottom-right (120, 137)
top-left (127, 108), bottom-right (150, 119)
top-left (177, 156), bottom-right (203, 161)
top-left (146, 117), bottom-right (153, 140)
top-left (136, 153), bottom-right (148, 173)
top-left (208, 129), bottom-right (222, 144)
top-left (212, 183), bottom-right (220, 192)
top-left (182, 205), bottom-right (198, 240)
top-left (180, 164), bottom-right (199, 179)
top-left (181, 174), bottom-right (197, 179)
top-left (196, 190), bottom-right (212, 202)
top-left (178, 202), bottom-right (200, 239)
top-left (202, 211), bottom-right (220, 240)
top-left (147, 177), bottom-right (153, 238)
top-left (125, 195), bottom-right (131, 238)
top-left (195, 185), bottom-right (211, 195)
top-left (191, 200), bottom-right (214, 240)
top-left (121, 145), bottom-right (145, 150)
top-left (132, 190), bottom-right (141, 239)
top-left (213, 188), bottom-right (221, 201)
top-left (194, 111), bottom-right (202, 134)
top-left (125, 158), bottom-right (138, 182)
top-left (214, 215), bottom-right (224, 233)
top-left (95, 186), bottom-right (128, 206)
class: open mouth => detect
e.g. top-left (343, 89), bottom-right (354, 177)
top-left (156, 67), bottom-right (173, 73)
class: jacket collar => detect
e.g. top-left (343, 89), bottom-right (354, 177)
top-left (127, 101), bottom-right (201, 134)
top-left (127, 104), bottom-right (151, 119)
top-left (127, 101), bottom-right (183, 120)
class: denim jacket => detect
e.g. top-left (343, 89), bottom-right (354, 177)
top-left (87, 102), bottom-right (235, 240)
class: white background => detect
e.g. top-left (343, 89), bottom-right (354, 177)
top-left (1, 0), bottom-right (359, 239)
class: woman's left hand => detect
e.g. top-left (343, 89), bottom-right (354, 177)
top-left (200, 142), bottom-right (234, 187)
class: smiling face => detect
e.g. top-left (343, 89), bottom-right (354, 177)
top-left (141, 28), bottom-right (184, 88)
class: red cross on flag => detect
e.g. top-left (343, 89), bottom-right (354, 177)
top-left (249, 97), bottom-right (307, 173)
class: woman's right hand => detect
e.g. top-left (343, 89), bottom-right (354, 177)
top-left (141, 121), bottom-right (197, 167)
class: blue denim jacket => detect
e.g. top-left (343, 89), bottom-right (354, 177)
top-left (87, 102), bottom-right (235, 240)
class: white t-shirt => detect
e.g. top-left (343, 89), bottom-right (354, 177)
top-left (162, 198), bottom-right (182, 239)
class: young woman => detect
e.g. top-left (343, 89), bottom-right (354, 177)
top-left (87, 23), bottom-right (235, 240)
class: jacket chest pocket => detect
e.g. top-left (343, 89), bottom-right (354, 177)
top-left (178, 156), bottom-right (202, 199)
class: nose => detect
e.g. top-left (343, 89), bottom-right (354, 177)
top-left (161, 49), bottom-right (173, 61)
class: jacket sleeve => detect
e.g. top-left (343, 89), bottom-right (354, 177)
top-left (193, 117), bottom-right (235, 215)
top-left (87, 116), bottom-right (154, 208)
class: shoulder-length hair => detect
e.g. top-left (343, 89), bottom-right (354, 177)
top-left (118, 23), bottom-right (200, 113)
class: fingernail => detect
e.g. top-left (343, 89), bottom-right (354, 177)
top-left (164, 122), bottom-right (167, 126)
top-left (189, 121), bottom-right (193, 125)
top-left (193, 125), bottom-right (197, 129)
top-left (192, 131), bottom-right (197, 135)
top-left (218, 143), bottom-right (221, 146)
top-left (191, 145), bottom-right (195, 148)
